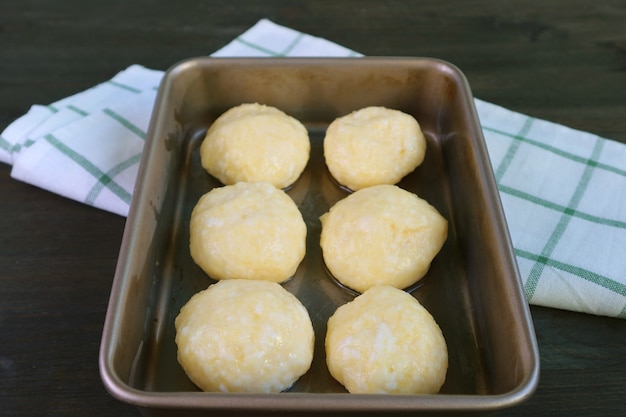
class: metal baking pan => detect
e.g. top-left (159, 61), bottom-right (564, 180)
top-left (99, 57), bottom-right (539, 416)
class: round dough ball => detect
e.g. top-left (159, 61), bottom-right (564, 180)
top-left (324, 106), bottom-right (426, 191)
top-left (175, 279), bottom-right (315, 393)
top-left (201, 103), bottom-right (310, 189)
top-left (325, 285), bottom-right (448, 394)
top-left (320, 184), bottom-right (447, 293)
top-left (190, 182), bottom-right (306, 283)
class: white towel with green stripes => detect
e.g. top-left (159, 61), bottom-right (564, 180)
top-left (1, 18), bottom-right (625, 319)
top-left (1, 65), bottom-right (163, 215)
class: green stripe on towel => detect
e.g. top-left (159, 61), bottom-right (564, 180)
top-left (43, 134), bottom-right (133, 204)
top-left (102, 108), bottom-right (146, 139)
top-left (524, 137), bottom-right (605, 300)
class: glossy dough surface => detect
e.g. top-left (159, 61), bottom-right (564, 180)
top-left (190, 181), bottom-right (306, 283)
top-left (320, 184), bottom-right (447, 293)
top-left (325, 286), bottom-right (448, 394)
top-left (323, 106), bottom-right (426, 191)
top-left (175, 279), bottom-right (315, 393)
top-left (200, 103), bottom-right (310, 189)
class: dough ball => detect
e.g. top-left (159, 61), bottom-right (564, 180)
top-left (325, 285), bottom-right (448, 394)
top-left (175, 279), bottom-right (315, 393)
top-left (200, 103), bottom-right (310, 189)
top-left (323, 106), bottom-right (426, 191)
top-left (320, 184), bottom-right (447, 293)
top-left (190, 181), bottom-right (306, 283)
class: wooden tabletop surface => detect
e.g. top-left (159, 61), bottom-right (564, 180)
top-left (1, 1), bottom-right (625, 416)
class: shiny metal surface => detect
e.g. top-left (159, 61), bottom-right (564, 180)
top-left (99, 57), bottom-right (539, 415)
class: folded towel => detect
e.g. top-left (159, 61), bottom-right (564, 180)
top-left (1, 18), bottom-right (624, 319)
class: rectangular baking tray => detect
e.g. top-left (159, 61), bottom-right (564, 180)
top-left (99, 57), bottom-right (539, 416)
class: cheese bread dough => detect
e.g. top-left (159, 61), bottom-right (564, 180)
top-left (200, 103), bottom-right (310, 189)
top-left (190, 182), bottom-right (306, 283)
top-left (175, 279), bottom-right (315, 393)
top-left (325, 285), bottom-right (448, 394)
top-left (323, 106), bottom-right (426, 191)
top-left (320, 184), bottom-right (447, 293)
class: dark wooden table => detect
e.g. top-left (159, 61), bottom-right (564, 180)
top-left (2, 1), bottom-right (625, 416)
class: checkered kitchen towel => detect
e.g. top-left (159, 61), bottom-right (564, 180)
top-left (1, 19), bottom-right (625, 318)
